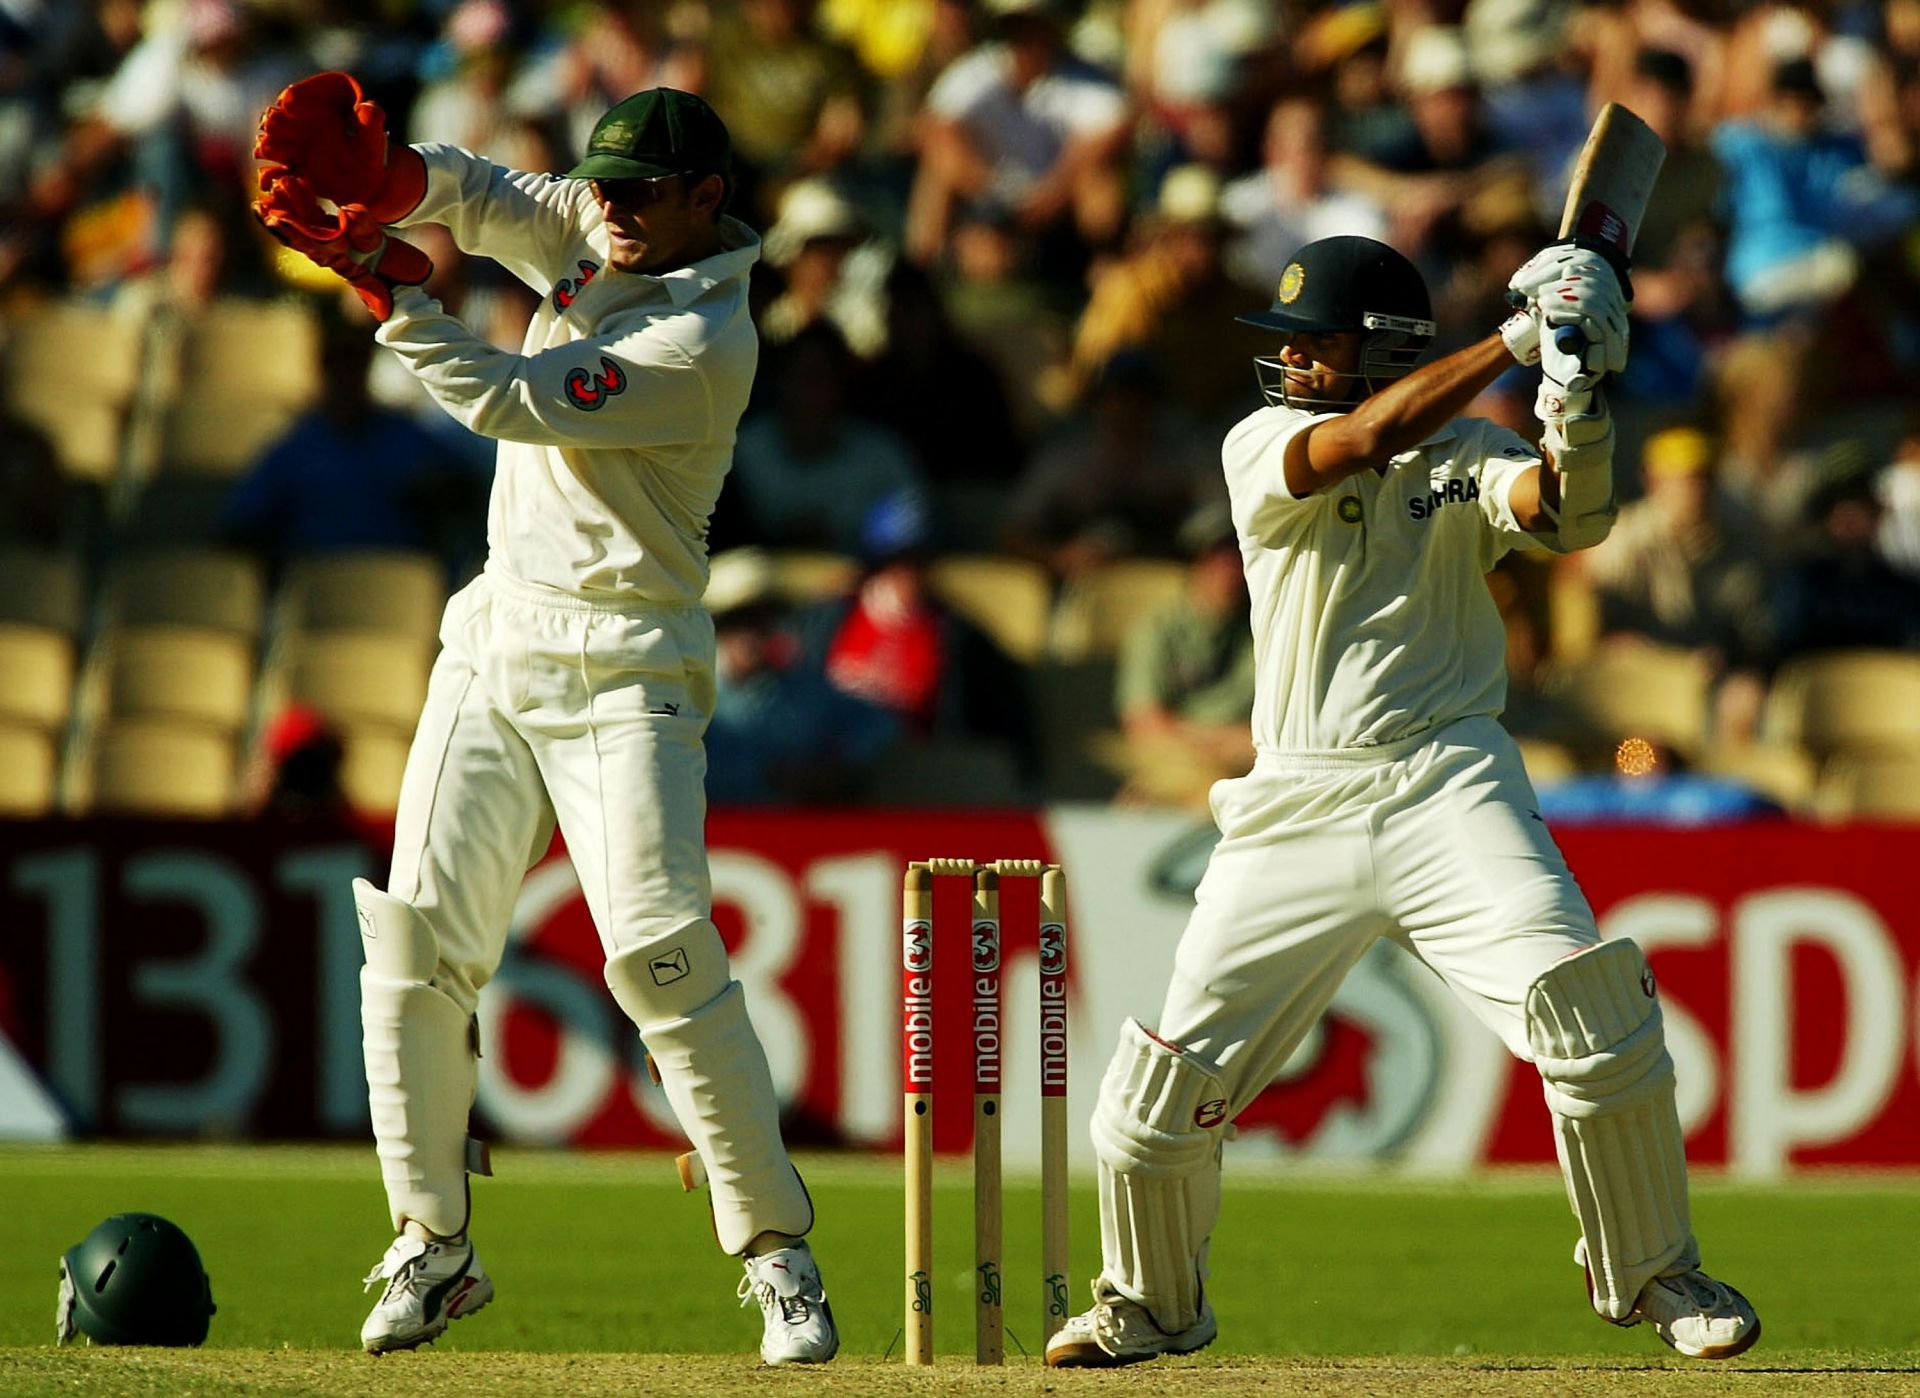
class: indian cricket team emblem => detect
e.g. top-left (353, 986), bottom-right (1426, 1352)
top-left (1337, 496), bottom-right (1364, 525)
top-left (1278, 261), bottom-right (1306, 304)
top-left (903, 920), bottom-right (933, 973)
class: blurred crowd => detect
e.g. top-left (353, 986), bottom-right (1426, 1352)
top-left (4, 0), bottom-right (1920, 817)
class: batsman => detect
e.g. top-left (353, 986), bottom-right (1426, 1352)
top-left (252, 77), bottom-right (837, 1362)
top-left (1046, 233), bottom-right (1761, 1366)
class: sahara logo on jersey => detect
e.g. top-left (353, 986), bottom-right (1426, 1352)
top-left (564, 355), bottom-right (628, 410)
top-left (1407, 475), bottom-right (1481, 520)
top-left (552, 259), bottom-right (600, 311)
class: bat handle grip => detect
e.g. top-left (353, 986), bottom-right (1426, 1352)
top-left (1553, 324), bottom-right (1586, 356)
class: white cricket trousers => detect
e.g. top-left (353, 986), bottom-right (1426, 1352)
top-left (1161, 714), bottom-right (1601, 1104)
top-left (389, 567), bottom-right (716, 1008)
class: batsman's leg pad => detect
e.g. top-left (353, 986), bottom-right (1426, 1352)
top-left (1526, 938), bottom-right (1697, 1319)
top-left (624, 977), bottom-right (813, 1254)
top-left (601, 918), bottom-right (731, 1024)
top-left (1089, 1019), bottom-right (1229, 1334)
top-left (356, 878), bottom-right (483, 1238)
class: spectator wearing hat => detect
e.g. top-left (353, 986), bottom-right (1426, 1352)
top-left (1107, 499), bottom-right (1256, 807)
top-left (1058, 163), bottom-right (1255, 428)
top-left (906, 0), bottom-right (1129, 270)
top-left (797, 488), bottom-right (1037, 777)
top-left (1584, 427), bottom-right (1776, 660)
top-left (756, 177), bottom-right (890, 354)
top-left (704, 549), bottom-right (901, 803)
top-left (1581, 426), bottom-right (1776, 738)
top-left (1329, 24), bottom-right (1515, 255)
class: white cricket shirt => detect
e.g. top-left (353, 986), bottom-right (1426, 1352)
top-left (377, 144), bottom-right (760, 605)
top-left (1221, 403), bottom-right (1548, 754)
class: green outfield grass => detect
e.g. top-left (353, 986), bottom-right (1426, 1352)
top-left (1, 1146), bottom-right (1915, 1394)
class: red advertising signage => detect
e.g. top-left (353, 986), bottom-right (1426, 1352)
top-left (3, 812), bottom-right (1918, 1174)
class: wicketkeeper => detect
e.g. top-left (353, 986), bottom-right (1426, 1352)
top-left (1046, 235), bottom-right (1760, 1367)
top-left (252, 75), bottom-right (837, 1363)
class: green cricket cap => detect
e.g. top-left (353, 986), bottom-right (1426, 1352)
top-left (566, 88), bottom-right (732, 183)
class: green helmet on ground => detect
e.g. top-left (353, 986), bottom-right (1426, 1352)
top-left (58, 1213), bottom-right (216, 1346)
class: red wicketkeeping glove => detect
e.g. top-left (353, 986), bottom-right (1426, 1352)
top-left (257, 168), bottom-right (431, 320)
top-left (253, 71), bottom-right (426, 224)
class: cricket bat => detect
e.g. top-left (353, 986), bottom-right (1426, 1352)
top-left (1550, 102), bottom-right (1667, 358)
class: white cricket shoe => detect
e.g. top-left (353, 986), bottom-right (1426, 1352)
top-left (359, 1233), bottom-right (492, 1353)
top-left (1045, 1279), bottom-right (1217, 1368)
top-left (1623, 1268), bottom-right (1760, 1359)
top-left (738, 1240), bottom-right (838, 1365)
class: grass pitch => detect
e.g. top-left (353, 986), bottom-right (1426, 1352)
top-left (1, 1145), bottom-right (1915, 1394)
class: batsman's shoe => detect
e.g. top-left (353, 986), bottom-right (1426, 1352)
top-left (1045, 1279), bottom-right (1217, 1368)
top-left (359, 1233), bottom-right (492, 1353)
top-left (738, 1241), bottom-right (838, 1365)
top-left (1622, 1268), bottom-right (1760, 1360)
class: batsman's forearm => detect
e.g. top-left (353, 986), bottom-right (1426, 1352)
top-left (1339, 334), bottom-right (1513, 463)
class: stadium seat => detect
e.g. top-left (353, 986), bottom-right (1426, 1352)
top-left (1049, 559), bottom-right (1188, 661)
top-left (102, 626), bottom-right (254, 731)
top-left (766, 550), bottom-right (860, 604)
top-left (1515, 738), bottom-right (1578, 787)
top-left (1764, 651), bottom-right (1920, 759)
top-left (340, 726), bottom-right (412, 815)
top-left (155, 298), bottom-right (321, 409)
top-left (0, 722), bottom-right (57, 816)
top-left (0, 547), bottom-right (87, 635)
top-left (159, 399), bottom-right (309, 477)
top-left (287, 631), bottom-right (432, 731)
top-left (1542, 644), bottom-right (1712, 757)
top-left (283, 551), bottom-right (447, 638)
top-left (928, 555), bottom-right (1052, 664)
top-left (1697, 742), bottom-right (1818, 813)
top-left (84, 719), bottom-right (236, 816)
top-left (1, 301), bottom-right (142, 481)
top-left (108, 550), bottom-right (266, 639)
top-left (1813, 753), bottom-right (1920, 822)
top-left (0, 625), bottom-right (75, 731)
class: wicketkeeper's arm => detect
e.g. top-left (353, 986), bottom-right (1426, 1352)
top-left (394, 144), bottom-right (593, 294)
top-left (376, 289), bottom-right (722, 449)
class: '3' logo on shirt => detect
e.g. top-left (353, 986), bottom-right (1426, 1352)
top-left (552, 259), bottom-right (600, 311)
top-left (565, 356), bottom-right (628, 410)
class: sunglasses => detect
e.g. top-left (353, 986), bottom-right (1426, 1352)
top-left (589, 175), bottom-right (687, 209)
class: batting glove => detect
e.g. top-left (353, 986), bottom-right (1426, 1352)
top-left (254, 71), bottom-right (426, 224)
top-left (256, 169), bottom-right (431, 320)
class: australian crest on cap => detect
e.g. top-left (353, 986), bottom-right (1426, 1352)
top-left (1278, 261), bottom-right (1306, 304)
top-left (592, 120), bottom-right (637, 153)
